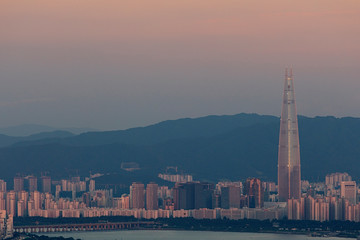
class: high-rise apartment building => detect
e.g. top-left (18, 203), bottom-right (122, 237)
top-left (244, 178), bottom-right (264, 208)
top-left (0, 180), bottom-right (6, 192)
top-left (130, 182), bottom-right (145, 209)
top-left (17, 191), bottom-right (28, 217)
top-left (121, 194), bottom-right (130, 209)
top-left (146, 183), bottom-right (158, 210)
top-left (28, 176), bottom-right (38, 192)
top-left (112, 194), bottom-right (130, 209)
top-left (17, 201), bottom-right (26, 217)
top-left (278, 69), bottom-right (301, 201)
top-left (6, 191), bottom-right (16, 216)
top-left (89, 180), bottom-right (95, 192)
top-left (173, 184), bottom-right (186, 210)
top-left (173, 182), bottom-right (214, 210)
top-left (13, 176), bottom-right (24, 192)
top-left (341, 181), bottom-right (357, 205)
top-left (41, 176), bottom-right (51, 193)
top-left (31, 191), bottom-right (42, 210)
top-left (194, 183), bottom-right (214, 209)
top-left (61, 180), bottom-right (68, 191)
top-left (18, 191), bottom-right (28, 204)
top-left (0, 192), bottom-right (5, 211)
top-left (221, 185), bottom-right (241, 209)
top-left (55, 185), bottom-right (61, 200)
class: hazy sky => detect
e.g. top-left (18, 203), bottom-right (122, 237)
top-left (1, 0), bottom-right (359, 130)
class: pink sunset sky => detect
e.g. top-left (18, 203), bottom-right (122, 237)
top-left (0, 0), bottom-right (359, 130)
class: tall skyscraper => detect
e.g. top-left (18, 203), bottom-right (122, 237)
top-left (173, 182), bottom-right (214, 210)
top-left (0, 180), bottom-right (6, 192)
top-left (130, 182), bottom-right (145, 209)
top-left (28, 176), bottom-right (38, 192)
top-left (173, 182), bottom-right (194, 210)
top-left (221, 185), bottom-right (241, 209)
top-left (0, 192), bottom-right (5, 211)
top-left (6, 191), bottom-right (16, 216)
top-left (17, 201), bottom-right (26, 217)
top-left (341, 181), bottom-right (357, 205)
top-left (13, 176), bottom-right (24, 192)
top-left (194, 183), bottom-right (214, 209)
top-left (18, 190), bottom-right (29, 216)
top-left (41, 176), bottom-right (51, 193)
top-left (173, 184), bottom-right (186, 210)
top-left (18, 191), bottom-right (29, 205)
top-left (244, 178), bottom-right (264, 208)
top-left (278, 69), bottom-right (301, 201)
top-left (146, 183), bottom-right (158, 210)
top-left (31, 191), bottom-right (41, 210)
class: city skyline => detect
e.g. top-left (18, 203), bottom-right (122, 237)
top-left (1, 170), bottom-right (359, 224)
top-left (1, 1), bottom-right (360, 239)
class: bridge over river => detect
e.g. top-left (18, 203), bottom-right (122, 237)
top-left (14, 221), bottom-right (156, 233)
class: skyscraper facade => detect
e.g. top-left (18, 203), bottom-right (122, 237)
top-left (278, 69), bottom-right (301, 201)
top-left (221, 185), bottom-right (241, 209)
top-left (6, 191), bottom-right (16, 216)
top-left (0, 192), bottom-right (5, 211)
top-left (244, 178), bottom-right (264, 208)
top-left (41, 176), bottom-right (51, 193)
top-left (341, 181), bottom-right (357, 205)
top-left (146, 183), bottom-right (158, 210)
top-left (173, 182), bottom-right (214, 210)
top-left (13, 176), bottom-right (24, 192)
top-left (28, 176), bottom-right (38, 192)
top-left (0, 180), bottom-right (6, 192)
top-left (130, 182), bottom-right (145, 209)
top-left (32, 191), bottom-right (41, 210)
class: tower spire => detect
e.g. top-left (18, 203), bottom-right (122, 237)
top-left (277, 68), bottom-right (301, 201)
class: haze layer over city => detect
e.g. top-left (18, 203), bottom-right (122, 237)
top-left (1, 0), bottom-right (360, 130)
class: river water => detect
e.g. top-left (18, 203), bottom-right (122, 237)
top-left (42, 230), bottom-right (351, 240)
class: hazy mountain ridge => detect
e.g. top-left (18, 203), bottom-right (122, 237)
top-left (0, 131), bottom-right (75, 148)
top-left (12, 113), bottom-right (278, 147)
top-left (0, 114), bottom-right (360, 184)
top-left (0, 124), bottom-right (96, 137)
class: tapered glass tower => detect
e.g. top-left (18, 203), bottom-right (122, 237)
top-left (277, 69), bottom-right (301, 201)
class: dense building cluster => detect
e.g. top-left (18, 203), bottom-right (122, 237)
top-left (288, 175), bottom-right (359, 221)
top-left (0, 174), bottom-right (283, 222)
top-left (0, 171), bottom-right (357, 228)
top-left (0, 170), bottom-right (359, 238)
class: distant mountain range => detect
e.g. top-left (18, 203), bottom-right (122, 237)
top-left (0, 124), bottom-right (96, 137)
top-left (0, 131), bottom-right (75, 148)
top-left (0, 113), bottom-right (359, 186)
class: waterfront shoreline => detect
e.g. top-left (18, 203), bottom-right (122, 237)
top-left (35, 227), bottom-right (359, 239)
top-left (13, 217), bottom-right (360, 239)
top-left (40, 229), bottom-right (357, 240)
top-left (139, 228), bottom-right (358, 239)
